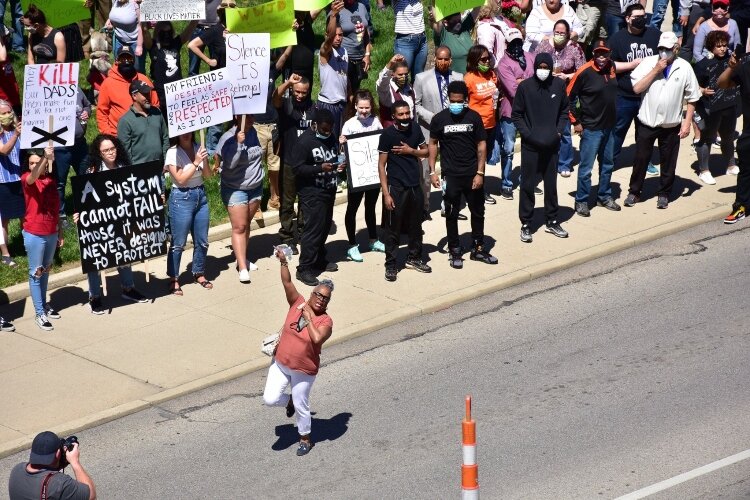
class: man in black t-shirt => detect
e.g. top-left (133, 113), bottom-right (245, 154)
top-left (428, 80), bottom-right (497, 270)
top-left (289, 109), bottom-right (339, 287)
top-left (378, 100), bottom-right (431, 282)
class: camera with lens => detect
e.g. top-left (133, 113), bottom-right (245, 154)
top-left (58, 435), bottom-right (78, 469)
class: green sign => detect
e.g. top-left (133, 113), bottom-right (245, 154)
top-left (293, 0), bottom-right (330, 10)
top-left (226, 1), bottom-right (297, 49)
top-left (434, 0), bottom-right (484, 21)
top-left (21, 0), bottom-right (90, 27)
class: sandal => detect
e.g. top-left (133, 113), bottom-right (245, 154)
top-left (169, 280), bottom-right (183, 296)
top-left (194, 274), bottom-right (213, 289)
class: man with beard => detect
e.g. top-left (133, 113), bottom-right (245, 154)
top-left (117, 80), bottom-right (169, 165)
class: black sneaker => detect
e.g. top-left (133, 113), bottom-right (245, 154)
top-left (296, 440), bottom-right (313, 456)
top-left (574, 201), bottom-right (590, 217)
top-left (520, 224), bottom-right (532, 243)
top-left (656, 194), bottom-right (669, 209)
top-left (500, 187), bottom-right (513, 200)
top-left (624, 193), bottom-right (639, 207)
top-left (534, 186), bottom-right (543, 195)
top-left (545, 221), bottom-right (569, 238)
top-left (286, 397), bottom-right (295, 418)
top-left (296, 270), bottom-right (320, 286)
top-left (405, 259), bottom-right (432, 273)
top-left (441, 211), bottom-right (468, 220)
top-left (470, 246), bottom-right (498, 264)
top-left (289, 244), bottom-right (299, 255)
top-left (316, 261), bottom-right (338, 272)
top-left (385, 267), bottom-right (398, 282)
top-left (448, 249), bottom-right (463, 269)
top-left (89, 296), bottom-right (106, 315)
top-left (597, 198), bottom-right (622, 211)
top-left (43, 305), bottom-right (61, 320)
top-left (121, 288), bottom-right (148, 303)
top-left (35, 314), bottom-right (53, 331)
top-left (423, 210), bottom-right (432, 221)
top-left (484, 192), bottom-right (496, 205)
top-left (0, 317), bottom-right (15, 332)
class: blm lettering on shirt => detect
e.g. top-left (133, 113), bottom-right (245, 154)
top-left (626, 43), bottom-right (654, 62)
top-left (443, 124), bottom-right (474, 134)
top-left (311, 146), bottom-right (338, 189)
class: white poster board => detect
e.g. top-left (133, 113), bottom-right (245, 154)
top-left (164, 69), bottom-right (233, 137)
top-left (140, 0), bottom-right (205, 22)
top-left (225, 33), bottom-right (271, 115)
top-left (21, 63), bottom-right (79, 150)
top-left (344, 130), bottom-right (382, 193)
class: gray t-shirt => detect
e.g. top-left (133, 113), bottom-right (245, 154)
top-left (8, 463), bottom-right (90, 500)
top-left (220, 128), bottom-right (264, 190)
top-left (318, 46), bottom-right (349, 104)
top-left (338, 4), bottom-right (369, 59)
top-left (200, 0), bottom-right (222, 25)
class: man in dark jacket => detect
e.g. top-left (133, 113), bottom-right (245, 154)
top-left (512, 52), bottom-right (570, 243)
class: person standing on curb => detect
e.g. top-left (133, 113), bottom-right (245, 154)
top-left (567, 39), bottom-right (621, 217)
top-left (512, 52), bottom-right (570, 243)
top-left (428, 80), bottom-right (498, 269)
top-left (263, 248), bottom-right (333, 457)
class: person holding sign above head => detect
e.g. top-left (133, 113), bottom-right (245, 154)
top-left (117, 80), bottom-right (169, 166)
top-left (318, 0), bottom-right (350, 139)
top-left (165, 132), bottom-right (212, 295)
top-left (340, 89), bottom-right (384, 263)
top-left (217, 114), bottom-right (264, 284)
top-left (21, 147), bottom-right (63, 331)
top-left (0, 99), bottom-right (23, 267)
top-left (22, 4), bottom-right (66, 65)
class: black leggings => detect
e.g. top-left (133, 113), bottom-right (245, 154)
top-left (345, 187), bottom-right (379, 244)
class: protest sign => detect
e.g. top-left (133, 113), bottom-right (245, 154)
top-left (344, 130), bottom-right (382, 193)
top-left (21, 0), bottom-right (89, 28)
top-left (140, 0), bottom-right (206, 21)
top-left (164, 69), bottom-right (233, 137)
top-left (226, 1), bottom-right (296, 49)
top-left (226, 33), bottom-right (271, 115)
top-left (294, 0), bottom-right (330, 10)
top-left (433, 0), bottom-right (484, 21)
top-left (21, 63), bottom-right (79, 150)
top-left (72, 161), bottom-right (167, 274)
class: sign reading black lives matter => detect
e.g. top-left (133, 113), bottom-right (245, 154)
top-left (72, 161), bottom-right (167, 273)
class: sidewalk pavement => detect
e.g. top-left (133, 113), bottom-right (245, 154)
top-left (0, 128), bottom-right (739, 458)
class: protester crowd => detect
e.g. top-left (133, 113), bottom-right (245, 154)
top-left (0, 0), bottom-right (748, 334)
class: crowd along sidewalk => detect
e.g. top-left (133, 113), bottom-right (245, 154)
top-left (0, 129), bottom-right (739, 458)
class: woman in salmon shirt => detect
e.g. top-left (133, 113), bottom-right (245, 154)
top-left (465, 44), bottom-right (500, 204)
top-left (263, 248), bottom-right (334, 456)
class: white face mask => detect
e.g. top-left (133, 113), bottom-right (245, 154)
top-left (659, 49), bottom-right (673, 60)
top-left (536, 68), bottom-right (551, 81)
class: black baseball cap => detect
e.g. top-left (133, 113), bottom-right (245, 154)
top-left (129, 80), bottom-right (152, 96)
top-left (116, 45), bottom-right (134, 60)
top-left (29, 431), bottom-right (60, 465)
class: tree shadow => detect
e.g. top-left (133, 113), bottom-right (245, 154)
top-left (271, 411), bottom-right (352, 451)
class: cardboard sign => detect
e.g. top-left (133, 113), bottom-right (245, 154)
top-left (72, 161), bottom-right (167, 273)
top-left (140, 0), bottom-right (206, 21)
top-left (21, 0), bottom-right (89, 28)
top-left (164, 69), bottom-right (233, 137)
top-left (226, 1), bottom-right (297, 49)
top-left (344, 130), bottom-right (382, 193)
top-left (433, 0), bottom-right (484, 21)
top-left (225, 33), bottom-right (271, 115)
top-left (21, 63), bottom-right (79, 150)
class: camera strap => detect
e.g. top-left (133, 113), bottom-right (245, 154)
top-left (40, 472), bottom-right (56, 500)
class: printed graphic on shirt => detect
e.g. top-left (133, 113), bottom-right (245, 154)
top-left (311, 146), bottom-right (338, 189)
top-left (443, 124), bottom-right (474, 133)
top-left (163, 50), bottom-right (179, 78)
top-left (626, 43), bottom-right (654, 62)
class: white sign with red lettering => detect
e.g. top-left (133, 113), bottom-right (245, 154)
top-left (164, 69), bottom-right (234, 137)
top-left (21, 63), bottom-right (79, 149)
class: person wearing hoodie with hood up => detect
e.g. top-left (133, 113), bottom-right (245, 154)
top-left (96, 45), bottom-right (161, 136)
top-left (511, 51), bottom-right (569, 244)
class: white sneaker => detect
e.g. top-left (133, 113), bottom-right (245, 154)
top-left (699, 170), bottom-right (716, 185)
top-left (727, 165), bottom-right (740, 175)
top-left (248, 261), bottom-right (258, 271)
top-left (238, 269), bottom-right (251, 283)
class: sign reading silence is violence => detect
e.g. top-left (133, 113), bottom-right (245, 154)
top-left (72, 161), bottom-right (167, 274)
top-left (21, 63), bottom-right (79, 150)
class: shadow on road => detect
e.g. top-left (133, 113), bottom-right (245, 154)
top-left (271, 412), bottom-right (353, 451)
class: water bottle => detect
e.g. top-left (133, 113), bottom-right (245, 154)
top-left (273, 244), bottom-right (293, 262)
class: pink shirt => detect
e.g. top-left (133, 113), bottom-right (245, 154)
top-left (275, 296), bottom-right (333, 376)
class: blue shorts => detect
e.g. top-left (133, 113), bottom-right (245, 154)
top-left (221, 184), bottom-right (263, 207)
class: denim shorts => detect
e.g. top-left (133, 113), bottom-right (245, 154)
top-left (220, 184), bottom-right (263, 207)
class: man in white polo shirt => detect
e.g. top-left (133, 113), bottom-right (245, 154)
top-left (625, 31), bottom-right (701, 210)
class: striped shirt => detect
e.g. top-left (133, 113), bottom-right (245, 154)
top-left (394, 0), bottom-right (424, 35)
top-left (0, 130), bottom-right (21, 184)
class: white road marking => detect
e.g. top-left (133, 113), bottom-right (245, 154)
top-left (615, 448), bottom-right (750, 499)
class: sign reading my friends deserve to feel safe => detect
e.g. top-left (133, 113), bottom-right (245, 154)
top-left (21, 63), bottom-right (79, 150)
top-left (139, 0), bottom-right (206, 22)
top-left (344, 130), bottom-right (383, 193)
top-left (164, 69), bottom-right (233, 137)
top-left (72, 161), bottom-right (167, 274)
top-left (225, 33), bottom-right (271, 115)
top-left (225, 1), bottom-right (296, 49)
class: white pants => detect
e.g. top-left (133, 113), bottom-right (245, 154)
top-left (263, 359), bottom-right (316, 436)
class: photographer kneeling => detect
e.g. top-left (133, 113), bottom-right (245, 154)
top-left (8, 431), bottom-right (96, 500)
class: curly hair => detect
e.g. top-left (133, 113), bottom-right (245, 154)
top-left (86, 134), bottom-right (131, 173)
top-left (705, 29), bottom-right (730, 52)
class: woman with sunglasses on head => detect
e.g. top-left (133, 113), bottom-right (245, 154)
top-left (263, 247), bottom-right (333, 457)
top-left (693, 0), bottom-right (741, 62)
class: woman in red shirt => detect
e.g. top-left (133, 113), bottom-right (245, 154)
top-left (21, 147), bottom-right (64, 331)
top-left (263, 248), bottom-right (334, 456)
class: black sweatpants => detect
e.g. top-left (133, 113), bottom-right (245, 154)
top-left (629, 122), bottom-right (680, 198)
top-left (443, 175), bottom-right (485, 252)
top-left (519, 145), bottom-right (559, 225)
top-left (345, 187), bottom-right (379, 244)
top-left (734, 132), bottom-right (750, 210)
top-left (383, 183), bottom-right (423, 270)
top-left (279, 162), bottom-right (304, 245)
top-left (297, 188), bottom-right (335, 273)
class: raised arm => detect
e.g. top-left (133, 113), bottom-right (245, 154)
top-left (276, 247), bottom-right (301, 306)
top-left (320, 0), bottom-right (344, 63)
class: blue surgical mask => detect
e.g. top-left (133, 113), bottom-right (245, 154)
top-left (316, 132), bottom-right (331, 140)
top-left (449, 102), bottom-right (465, 115)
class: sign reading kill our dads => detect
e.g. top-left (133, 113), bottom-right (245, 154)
top-left (72, 161), bottom-right (167, 274)
top-left (21, 63), bottom-right (79, 149)
top-left (164, 69), bottom-right (233, 137)
top-left (140, 0), bottom-right (206, 22)
top-left (225, 33), bottom-right (271, 115)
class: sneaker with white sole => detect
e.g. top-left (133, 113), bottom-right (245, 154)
top-left (346, 245), bottom-right (363, 262)
top-left (44, 305), bottom-right (61, 320)
top-left (238, 269), bottom-right (251, 283)
top-left (122, 288), bottom-right (148, 303)
top-left (544, 221), bottom-right (569, 238)
top-left (727, 165), bottom-right (740, 175)
top-left (724, 205), bottom-right (746, 224)
top-left (647, 163), bottom-right (659, 176)
top-left (35, 314), bottom-right (53, 331)
top-left (369, 240), bottom-right (385, 252)
top-left (520, 224), bottom-right (532, 243)
top-left (89, 296), bottom-right (106, 315)
top-left (698, 170), bottom-right (716, 185)
top-left (0, 316), bottom-right (15, 332)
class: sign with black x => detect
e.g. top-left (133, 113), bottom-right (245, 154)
top-left (21, 63), bottom-right (79, 150)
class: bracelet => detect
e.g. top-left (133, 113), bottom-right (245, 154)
top-left (280, 262), bottom-right (288, 267)
top-left (476, 171), bottom-right (485, 176)
top-left (365, 52), bottom-right (371, 56)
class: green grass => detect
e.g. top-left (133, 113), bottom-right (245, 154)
top-left (0, 2), bottom-right (430, 288)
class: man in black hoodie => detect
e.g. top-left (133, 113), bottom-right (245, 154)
top-left (512, 52), bottom-right (570, 243)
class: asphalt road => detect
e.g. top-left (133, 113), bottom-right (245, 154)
top-left (2, 220), bottom-right (750, 499)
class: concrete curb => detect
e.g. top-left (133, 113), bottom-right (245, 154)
top-left (0, 202), bottom-right (728, 459)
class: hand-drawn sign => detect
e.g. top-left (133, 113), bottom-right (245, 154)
top-left (21, 63), bottom-right (78, 150)
top-left (140, 0), bottom-right (206, 22)
top-left (344, 130), bottom-right (383, 193)
top-left (225, 33), bottom-right (271, 115)
top-left (30, 126), bottom-right (69, 147)
top-left (225, 1), bottom-right (296, 49)
top-left (164, 69), bottom-right (233, 137)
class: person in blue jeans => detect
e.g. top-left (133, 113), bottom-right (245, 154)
top-left (54, 89), bottom-right (90, 222)
top-left (21, 147), bottom-right (63, 331)
top-left (0, 0), bottom-right (24, 52)
top-left (392, 0), bottom-right (427, 81)
top-left (649, 0), bottom-right (681, 34)
top-left (165, 131), bottom-right (212, 295)
top-left (75, 134), bottom-right (148, 314)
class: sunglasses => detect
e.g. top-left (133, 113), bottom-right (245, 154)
top-left (713, 4), bottom-right (728, 10)
top-left (313, 291), bottom-right (331, 302)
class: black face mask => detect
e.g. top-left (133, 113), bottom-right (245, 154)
top-left (158, 31), bottom-right (173, 44)
top-left (630, 16), bottom-right (647, 30)
top-left (119, 62), bottom-right (136, 78)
